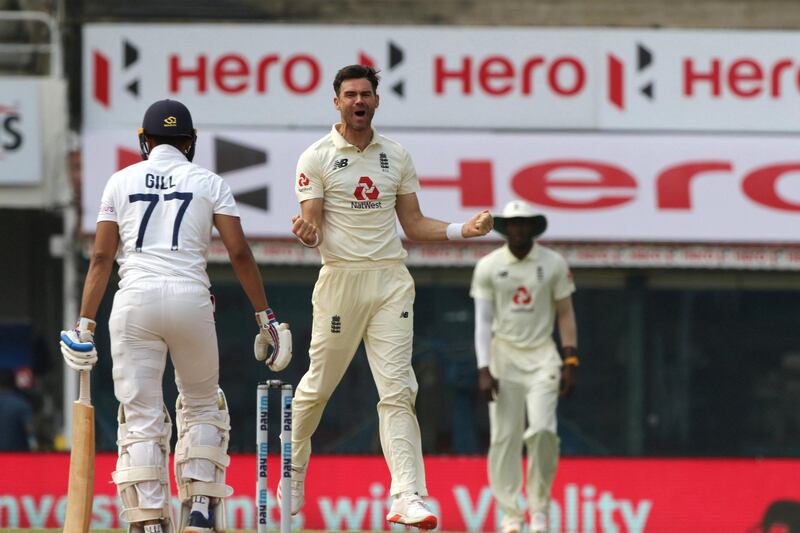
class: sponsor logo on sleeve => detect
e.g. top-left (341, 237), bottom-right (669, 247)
top-left (297, 172), bottom-right (312, 192)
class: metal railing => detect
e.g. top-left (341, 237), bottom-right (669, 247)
top-left (0, 10), bottom-right (61, 77)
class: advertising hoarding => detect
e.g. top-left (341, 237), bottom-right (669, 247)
top-left (81, 129), bottom-right (800, 244)
top-left (2, 453), bottom-right (799, 532)
top-left (0, 78), bottom-right (43, 185)
top-left (83, 24), bottom-right (800, 132)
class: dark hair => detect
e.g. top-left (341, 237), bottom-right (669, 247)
top-left (333, 65), bottom-right (380, 95)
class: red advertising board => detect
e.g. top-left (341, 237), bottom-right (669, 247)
top-left (1, 453), bottom-right (799, 532)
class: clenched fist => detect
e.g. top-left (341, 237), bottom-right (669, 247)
top-left (462, 210), bottom-right (493, 238)
top-left (292, 215), bottom-right (320, 247)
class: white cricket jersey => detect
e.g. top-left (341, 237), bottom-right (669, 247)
top-left (97, 144), bottom-right (239, 288)
top-left (295, 124), bottom-right (420, 263)
top-left (470, 244), bottom-right (575, 350)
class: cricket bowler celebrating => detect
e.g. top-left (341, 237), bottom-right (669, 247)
top-left (470, 200), bottom-right (579, 533)
top-left (284, 64), bottom-right (493, 529)
top-left (59, 99), bottom-right (291, 533)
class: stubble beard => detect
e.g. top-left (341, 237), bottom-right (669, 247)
top-left (346, 111), bottom-right (372, 132)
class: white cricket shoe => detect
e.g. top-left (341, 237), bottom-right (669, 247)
top-left (530, 511), bottom-right (549, 533)
top-left (500, 515), bottom-right (522, 533)
top-left (276, 464), bottom-right (305, 515)
top-left (386, 492), bottom-right (438, 530)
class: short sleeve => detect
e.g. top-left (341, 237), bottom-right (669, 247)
top-left (470, 257), bottom-right (494, 301)
top-left (212, 175), bottom-right (239, 217)
top-left (398, 148), bottom-right (420, 195)
top-left (553, 254), bottom-right (576, 301)
top-left (96, 176), bottom-right (119, 223)
top-left (296, 147), bottom-right (324, 202)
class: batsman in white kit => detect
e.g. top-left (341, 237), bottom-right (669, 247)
top-left (59, 99), bottom-right (292, 533)
top-left (470, 200), bottom-right (579, 533)
top-left (284, 64), bottom-right (493, 530)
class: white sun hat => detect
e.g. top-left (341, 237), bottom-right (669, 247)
top-left (493, 200), bottom-right (548, 237)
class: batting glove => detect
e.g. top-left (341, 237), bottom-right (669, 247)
top-left (254, 309), bottom-right (293, 372)
top-left (60, 317), bottom-right (98, 372)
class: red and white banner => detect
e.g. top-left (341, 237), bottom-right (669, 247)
top-left (2, 453), bottom-right (799, 532)
top-left (82, 129), bottom-right (800, 243)
top-left (83, 24), bottom-right (800, 132)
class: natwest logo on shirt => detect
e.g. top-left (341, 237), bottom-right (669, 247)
top-left (351, 176), bottom-right (382, 209)
top-left (297, 172), bottom-right (310, 187)
top-left (512, 286), bottom-right (533, 306)
top-left (353, 176), bottom-right (379, 199)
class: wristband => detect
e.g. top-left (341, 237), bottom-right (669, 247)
top-left (446, 222), bottom-right (465, 241)
top-left (78, 317), bottom-right (96, 333)
top-left (298, 232), bottom-right (320, 248)
top-left (255, 308), bottom-right (278, 326)
top-left (562, 346), bottom-right (578, 366)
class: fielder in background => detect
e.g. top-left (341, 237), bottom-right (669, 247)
top-left (286, 64), bottom-right (493, 530)
top-left (470, 200), bottom-right (579, 533)
top-left (59, 99), bottom-right (291, 533)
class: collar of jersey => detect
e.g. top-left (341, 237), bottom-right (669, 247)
top-left (502, 243), bottom-right (538, 263)
top-left (149, 143), bottom-right (188, 161)
top-left (330, 123), bottom-right (381, 150)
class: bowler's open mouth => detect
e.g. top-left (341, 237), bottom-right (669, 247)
top-left (355, 110), bottom-right (366, 117)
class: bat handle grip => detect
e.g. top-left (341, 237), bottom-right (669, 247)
top-left (78, 370), bottom-right (91, 404)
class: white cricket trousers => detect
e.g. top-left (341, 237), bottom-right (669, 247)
top-left (109, 280), bottom-right (225, 510)
top-left (292, 261), bottom-right (428, 496)
top-left (488, 338), bottom-right (561, 521)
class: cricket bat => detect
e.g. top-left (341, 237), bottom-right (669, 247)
top-left (63, 369), bottom-right (95, 533)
